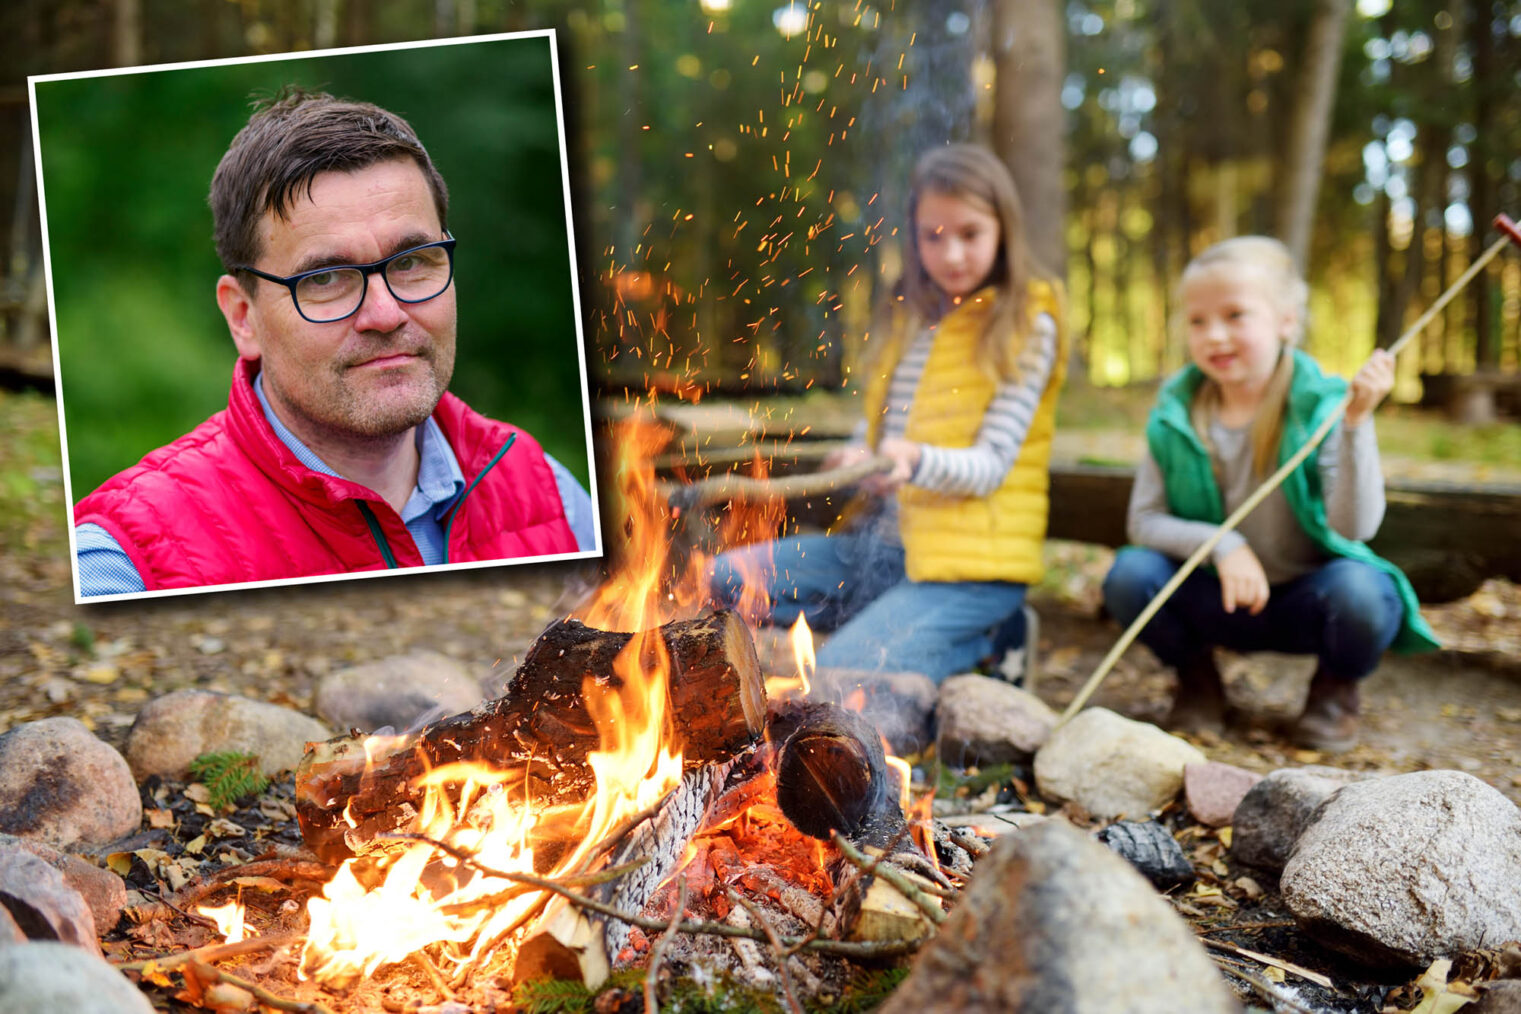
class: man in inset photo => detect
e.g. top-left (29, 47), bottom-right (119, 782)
top-left (71, 89), bottom-right (594, 596)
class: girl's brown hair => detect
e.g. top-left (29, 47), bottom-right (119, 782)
top-left (893, 144), bottom-right (1048, 381)
top-left (1180, 236), bottom-right (1309, 477)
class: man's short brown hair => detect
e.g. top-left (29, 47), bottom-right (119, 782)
top-left (210, 88), bottom-right (449, 276)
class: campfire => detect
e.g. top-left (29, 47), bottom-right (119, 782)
top-left (138, 413), bottom-right (953, 1011)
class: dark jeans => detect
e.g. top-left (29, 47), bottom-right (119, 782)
top-left (1101, 546), bottom-right (1402, 680)
top-left (709, 532), bottom-right (1027, 682)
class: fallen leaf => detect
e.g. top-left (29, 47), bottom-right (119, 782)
top-left (80, 664), bottom-right (119, 685)
top-left (184, 783), bottom-right (212, 804)
top-left (145, 808), bottom-right (175, 829)
top-left (106, 852), bottom-right (134, 876)
top-left (184, 835), bottom-right (206, 855)
top-left (231, 876), bottom-right (288, 893)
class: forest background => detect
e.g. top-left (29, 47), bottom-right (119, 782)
top-left (0, 0), bottom-right (1518, 512)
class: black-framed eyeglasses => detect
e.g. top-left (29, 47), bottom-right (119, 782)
top-left (236, 236), bottom-right (457, 324)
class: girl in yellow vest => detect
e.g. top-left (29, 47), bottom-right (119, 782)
top-left (710, 144), bottom-right (1068, 681)
top-left (1102, 237), bottom-right (1437, 751)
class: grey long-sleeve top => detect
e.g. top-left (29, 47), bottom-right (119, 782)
top-left (1126, 417), bottom-right (1386, 585)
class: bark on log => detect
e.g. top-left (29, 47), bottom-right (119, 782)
top-left (295, 611), bottom-right (766, 865)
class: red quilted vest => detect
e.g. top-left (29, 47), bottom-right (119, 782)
top-left (75, 358), bottom-right (580, 591)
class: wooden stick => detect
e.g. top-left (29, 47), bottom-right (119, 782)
top-left (113, 933), bottom-right (302, 972)
top-left (728, 888), bottom-right (806, 1014)
top-left (644, 879), bottom-right (689, 1014)
top-left (403, 831), bottom-right (920, 958)
top-left (1061, 227), bottom-right (1518, 722)
top-left (1201, 937), bottom-right (1335, 989)
top-left (832, 833), bottom-right (947, 927)
top-left (1210, 959), bottom-right (1323, 1014)
top-left (184, 959), bottom-right (337, 1014)
top-left (663, 456), bottom-right (892, 510)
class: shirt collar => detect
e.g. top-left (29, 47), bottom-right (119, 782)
top-left (252, 370), bottom-right (465, 523)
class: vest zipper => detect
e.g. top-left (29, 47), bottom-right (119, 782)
top-left (440, 432), bottom-right (517, 565)
top-left (356, 501), bottom-right (400, 569)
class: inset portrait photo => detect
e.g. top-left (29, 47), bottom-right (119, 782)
top-left (31, 32), bottom-right (600, 603)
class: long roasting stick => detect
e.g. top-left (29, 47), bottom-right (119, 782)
top-left (1060, 215), bottom-right (1521, 723)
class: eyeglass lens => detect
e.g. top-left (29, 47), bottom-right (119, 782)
top-left (295, 246), bottom-right (453, 322)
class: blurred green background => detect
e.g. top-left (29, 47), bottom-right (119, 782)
top-left (34, 33), bottom-right (591, 501)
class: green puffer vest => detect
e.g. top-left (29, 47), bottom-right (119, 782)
top-left (1146, 348), bottom-right (1439, 653)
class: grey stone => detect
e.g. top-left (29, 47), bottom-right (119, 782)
top-left (314, 650), bottom-right (487, 734)
top-left (937, 674), bottom-right (1057, 766)
top-left (812, 667), bottom-right (938, 755)
top-left (1231, 765), bottom-right (1368, 873)
top-left (0, 941), bottom-right (155, 1013)
top-left (877, 820), bottom-right (1240, 1014)
top-left (0, 835), bottom-right (127, 934)
top-left (0, 718), bottom-right (141, 852)
top-left (1184, 761), bottom-right (1264, 828)
top-left (0, 850), bottom-right (98, 952)
top-left (1281, 770), bottom-right (1521, 968)
top-left (124, 690), bottom-right (333, 780)
top-left (1033, 708), bottom-right (1205, 819)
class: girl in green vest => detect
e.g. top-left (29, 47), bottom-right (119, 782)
top-left (1102, 236), bottom-right (1437, 752)
top-left (710, 145), bottom-right (1068, 682)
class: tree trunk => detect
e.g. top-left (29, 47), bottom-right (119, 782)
top-left (1275, 0), bottom-right (1350, 271)
top-left (111, 0), bottom-right (142, 67)
top-left (1468, 0), bottom-right (1498, 370)
top-left (991, 0), bottom-right (1067, 279)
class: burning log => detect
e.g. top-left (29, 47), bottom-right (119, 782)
top-left (770, 700), bottom-right (942, 946)
top-left (295, 611), bottom-right (767, 865)
top-left (770, 700), bottom-right (907, 849)
top-left (514, 757), bottom-right (744, 989)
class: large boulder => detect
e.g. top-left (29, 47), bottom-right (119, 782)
top-left (1281, 770), bottom-right (1521, 968)
top-left (0, 834), bottom-right (127, 934)
top-left (0, 718), bottom-right (141, 851)
top-left (0, 849), bottom-right (98, 952)
top-left (877, 820), bottom-right (1240, 1014)
top-left (1033, 708), bottom-right (1205, 819)
top-left (1231, 765), bottom-right (1369, 873)
top-left (0, 941), bottom-right (155, 1013)
top-left (124, 690), bottom-right (333, 780)
top-left (314, 650), bottom-right (487, 734)
top-left (937, 674), bottom-right (1057, 766)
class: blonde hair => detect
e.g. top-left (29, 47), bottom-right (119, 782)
top-left (1180, 236), bottom-right (1309, 477)
top-left (891, 144), bottom-right (1048, 382)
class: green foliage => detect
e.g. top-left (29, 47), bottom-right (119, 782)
top-left (510, 977), bottom-right (597, 1014)
top-left (0, 391), bottom-right (65, 555)
top-left (187, 751), bottom-right (269, 810)
top-left (934, 759), bottom-right (1016, 800)
top-left (817, 967), bottom-right (911, 1014)
top-left (68, 623), bottom-right (94, 655)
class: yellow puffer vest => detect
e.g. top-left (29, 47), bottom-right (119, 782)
top-left (862, 281), bottom-right (1068, 583)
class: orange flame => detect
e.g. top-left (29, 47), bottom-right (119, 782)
top-left (765, 613), bottom-right (816, 700)
top-left (197, 899), bottom-right (249, 944)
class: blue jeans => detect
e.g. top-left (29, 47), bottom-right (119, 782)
top-left (710, 533), bottom-right (1027, 682)
top-left (1101, 546), bottom-right (1402, 680)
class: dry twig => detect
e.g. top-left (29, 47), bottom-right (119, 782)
top-left (728, 888), bottom-right (805, 1014)
top-left (411, 949), bottom-right (455, 1002)
top-left (1210, 957), bottom-right (1323, 1014)
top-left (399, 831), bottom-right (921, 958)
top-left (185, 958), bottom-right (336, 1014)
top-left (1202, 937), bottom-right (1334, 989)
top-left (114, 933), bottom-right (302, 972)
top-left (644, 878), bottom-right (689, 1014)
top-left (831, 833), bottom-right (948, 926)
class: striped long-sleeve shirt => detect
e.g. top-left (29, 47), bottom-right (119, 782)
top-left (856, 312), bottom-right (1059, 542)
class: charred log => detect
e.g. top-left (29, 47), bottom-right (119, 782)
top-left (770, 700), bottom-right (908, 850)
top-left (295, 611), bottom-right (766, 865)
